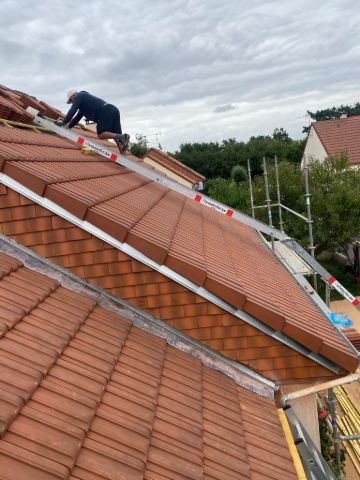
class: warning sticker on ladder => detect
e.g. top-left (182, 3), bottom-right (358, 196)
top-left (194, 194), bottom-right (234, 217)
top-left (77, 137), bottom-right (118, 161)
top-left (329, 277), bottom-right (360, 306)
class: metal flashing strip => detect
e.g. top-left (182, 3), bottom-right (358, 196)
top-left (0, 173), bottom-right (342, 374)
top-left (0, 234), bottom-right (275, 398)
top-left (28, 113), bottom-right (360, 312)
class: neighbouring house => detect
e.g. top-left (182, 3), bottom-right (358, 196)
top-left (143, 147), bottom-right (205, 189)
top-left (302, 115), bottom-right (360, 167)
top-left (0, 83), bottom-right (358, 477)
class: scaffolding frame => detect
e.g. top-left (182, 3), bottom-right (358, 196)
top-left (247, 155), bottom-right (329, 296)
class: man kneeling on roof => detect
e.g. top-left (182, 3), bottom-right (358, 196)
top-left (61, 90), bottom-right (130, 153)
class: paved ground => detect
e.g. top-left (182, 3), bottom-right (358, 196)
top-left (331, 299), bottom-right (360, 479)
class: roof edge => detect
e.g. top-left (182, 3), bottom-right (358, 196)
top-left (0, 233), bottom-right (276, 398)
top-left (311, 122), bottom-right (330, 155)
top-left (145, 147), bottom-right (206, 181)
top-left (0, 173), bottom-right (343, 375)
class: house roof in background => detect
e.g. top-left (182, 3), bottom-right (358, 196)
top-left (312, 116), bottom-right (360, 165)
top-left (0, 241), bottom-right (298, 480)
top-left (0, 84), bottom-right (358, 374)
top-left (144, 147), bottom-right (205, 183)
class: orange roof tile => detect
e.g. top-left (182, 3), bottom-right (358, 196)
top-left (0, 163), bottom-right (346, 383)
top-left (0, 85), bottom-right (358, 374)
top-left (312, 116), bottom-right (360, 165)
top-left (144, 147), bottom-right (205, 183)
top-left (342, 327), bottom-right (360, 350)
top-left (0, 244), bottom-right (298, 479)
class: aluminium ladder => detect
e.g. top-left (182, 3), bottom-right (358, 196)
top-left (29, 111), bottom-right (360, 311)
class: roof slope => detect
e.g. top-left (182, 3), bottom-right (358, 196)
top-left (144, 147), bottom-right (205, 183)
top-left (312, 116), bottom-right (360, 166)
top-left (0, 124), bottom-right (357, 372)
top-left (0, 245), bottom-right (297, 479)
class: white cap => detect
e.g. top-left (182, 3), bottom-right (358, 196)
top-left (66, 90), bottom-right (78, 104)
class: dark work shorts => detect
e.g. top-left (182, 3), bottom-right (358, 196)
top-left (97, 104), bottom-right (122, 135)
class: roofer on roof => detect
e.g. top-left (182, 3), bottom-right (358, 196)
top-left (61, 90), bottom-right (130, 153)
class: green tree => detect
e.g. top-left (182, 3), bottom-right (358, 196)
top-left (173, 129), bottom-right (305, 180)
top-left (129, 133), bottom-right (148, 158)
top-left (303, 102), bottom-right (360, 133)
top-left (205, 177), bottom-right (250, 209)
top-left (231, 165), bottom-right (247, 184)
top-left (309, 154), bottom-right (360, 262)
top-left (207, 156), bottom-right (360, 263)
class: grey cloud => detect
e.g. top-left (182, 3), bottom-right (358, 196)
top-left (214, 104), bottom-right (236, 113)
top-left (1, 0), bottom-right (360, 150)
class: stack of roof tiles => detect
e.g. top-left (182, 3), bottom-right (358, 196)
top-left (0, 248), bottom-right (298, 480)
top-left (0, 85), bottom-right (62, 123)
top-left (342, 327), bottom-right (360, 350)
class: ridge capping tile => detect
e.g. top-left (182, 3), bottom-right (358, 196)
top-left (243, 299), bottom-right (286, 331)
top-left (45, 185), bottom-right (89, 219)
top-left (3, 162), bottom-right (47, 196)
top-left (204, 274), bottom-right (246, 310)
top-left (319, 343), bottom-right (360, 372)
top-left (165, 252), bottom-right (207, 286)
top-left (126, 232), bottom-right (169, 265)
top-left (85, 208), bottom-right (128, 242)
top-left (281, 321), bottom-right (323, 353)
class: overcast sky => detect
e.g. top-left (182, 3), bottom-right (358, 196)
top-left (1, 0), bottom-right (360, 151)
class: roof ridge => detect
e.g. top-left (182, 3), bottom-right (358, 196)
top-left (0, 234), bottom-right (276, 398)
top-left (146, 147), bottom-right (206, 180)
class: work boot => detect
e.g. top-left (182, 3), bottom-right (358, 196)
top-left (115, 133), bottom-right (130, 153)
top-left (114, 135), bottom-right (123, 152)
top-left (121, 133), bottom-right (130, 152)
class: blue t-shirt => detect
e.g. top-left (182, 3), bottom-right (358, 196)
top-left (63, 91), bottom-right (107, 127)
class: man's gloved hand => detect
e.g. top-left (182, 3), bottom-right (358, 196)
top-left (54, 120), bottom-right (63, 127)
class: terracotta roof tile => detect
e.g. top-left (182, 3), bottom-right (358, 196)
top-left (312, 116), bottom-right (360, 165)
top-left (342, 327), bottom-right (360, 350)
top-left (145, 147), bottom-right (205, 183)
top-left (126, 190), bottom-right (185, 264)
top-left (86, 181), bottom-right (166, 241)
top-left (0, 440), bottom-right (69, 479)
top-left (0, 126), bottom-right (74, 148)
top-left (6, 405), bottom-right (85, 469)
top-left (0, 86), bottom-right (357, 375)
top-left (0, 246), bottom-right (300, 479)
